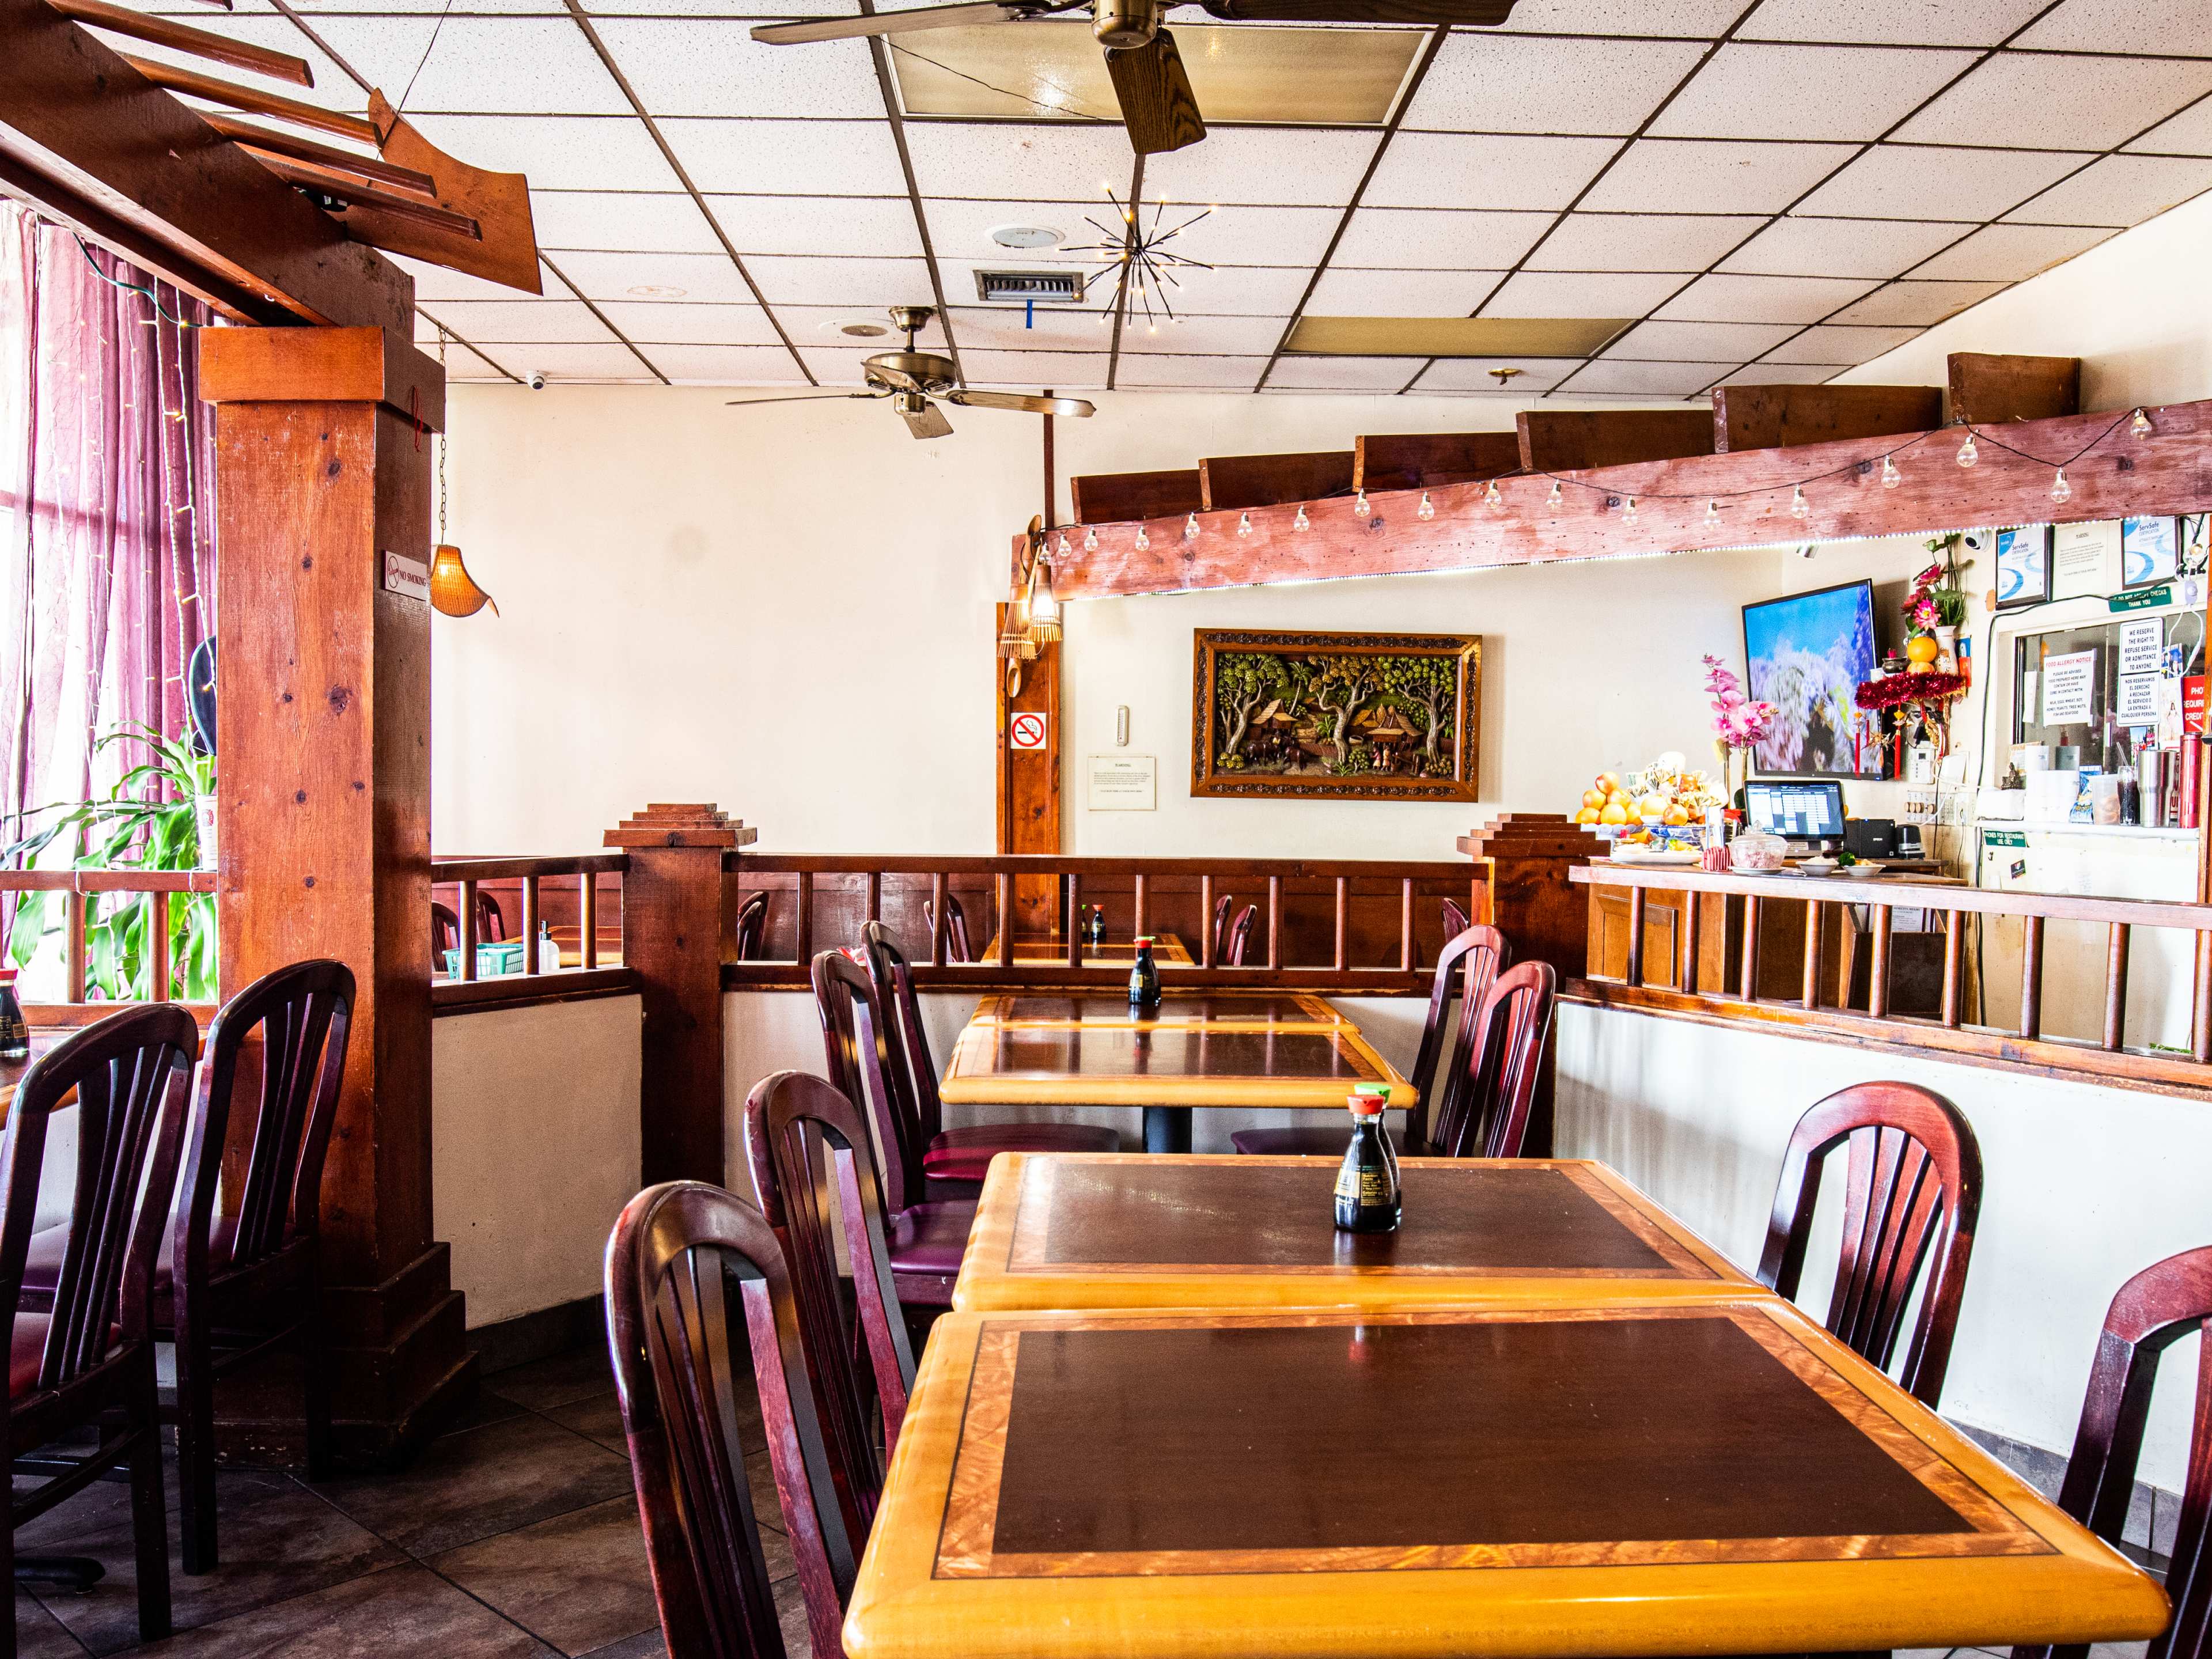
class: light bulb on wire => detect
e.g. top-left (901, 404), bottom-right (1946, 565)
top-left (1881, 454), bottom-right (1901, 490)
top-left (2050, 468), bottom-right (2073, 505)
top-left (1056, 531), bottom-right (1070, 555)
top-left (1293, 504), bottom-right (1310, 531)
top-left (1546, 479), bottom-right (1562, 510)
top-left (1183, 512), bottom-right (1199, 541)
top-left (1082, 526), bottom-right (1097, 551)
top-left (2132, 408), bottom-right (2153, 438)
top-left (1419, 492), bottom-right (1436, 520)
top-left (1622, 497), bottom-right (1638, 524)
top-left (1704, 499), bottom-right (1720, 527)
top-left (1354, 488), bottom-right (1370, 517)
top-left (1134, 525), bottom-right (1150, 551)
top-left (1481, 480), bottom-right (1499, 509)
top-left (1236, 512), bottom-right (1252, 537)
top-left (1789, 485), bottom-right (1809, 521)
top-left (1956, 431), bottom-right (1978, 468)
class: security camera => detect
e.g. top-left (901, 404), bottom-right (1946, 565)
top-left (526, 370), bottom-right (548, 391)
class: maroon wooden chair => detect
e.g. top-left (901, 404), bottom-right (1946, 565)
top-left (809, 949), bottom-right (974, 1307)
top-left (741, 1070), bottom-right (916, 1471)
top-left (734, 891), bottom-right (770, 961)
top-left (1427, 960), bottom-right (1555, 1160)
top-left (1224, 904), bottom-right (1257, 967)
top-left (1209, 893), bottom-right (1234, 963)
top-left (1757, 1081), bottom-right (1983, 1409)
top-left (1232, 925), bottom-right (1509, 1158)
top-left (862, 923), bottom-right (1116, 1198)
top-left (606, 1179), bottom-right (861, 1659)
top-left (431, 901), bottom-right (459, 960)
top-left (2013, 1245), bottom-right (2212, 1659)
top-left (1441, 897), bottom-right (1471, 939)
top-left (3, 1006), bottom-right (194, 1654)
top-left (922, 895), bottom-right (972, 964)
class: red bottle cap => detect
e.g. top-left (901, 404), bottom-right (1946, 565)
top-left (1134, 935), bottom-right (1154, 945)
top-left (0, 969), bottom-right (14, 985)
top-left (1347, 1092), bottom-right (1387, 1116)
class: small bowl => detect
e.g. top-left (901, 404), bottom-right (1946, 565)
top-left (1798, 857), bottom-right (1840, 876)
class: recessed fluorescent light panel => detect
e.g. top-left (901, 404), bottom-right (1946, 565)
top-left (892, 24), bottom-right (1425, 126)
top-left (1285, 317), bottom-right (1637, 357)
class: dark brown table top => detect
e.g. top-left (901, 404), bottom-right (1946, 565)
top-left (971, 993), bottom-right (1344, 1028)
top-left (0, 1029), bottom-right (63, 1108)
top-left (941, 1018), bottom-right (1408, 1109)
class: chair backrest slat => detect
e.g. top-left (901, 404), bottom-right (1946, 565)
top-left (1403, 925), bottom-right (1508, 1149)
top-left (1429, 960), bottom-right (1554, 1161)
top-left (860, 924), bottom-right (944, 1151)
top-left (1210, 894), bottom-right (1234, 964)
top-left (734, 892), bottom-right (770, 961)
top-left (1225, 905), bottom-right (1257, 967)
top-left (609, 1181), bottom-right (859, 1659)
top-left (809, 949), bottom-right (922, 1211)
top-left (1756, 1081), bottom-right (1982, 1408)
top-left (923, 896), bottom-right (972, 964)
top-left (1441, 897), bottom-right (1471, 940)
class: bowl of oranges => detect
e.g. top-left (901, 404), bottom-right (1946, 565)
top-left (1573, 759), bottom-right (1725, 860)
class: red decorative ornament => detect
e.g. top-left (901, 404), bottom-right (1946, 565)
top-left (1854, 672), bottom-right (1967, 713)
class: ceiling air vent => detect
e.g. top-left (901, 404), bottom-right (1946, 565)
top-left (974, 268), bottom-right (1086, 304)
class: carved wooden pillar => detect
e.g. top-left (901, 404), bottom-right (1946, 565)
top-left (201, 325), bottom-right (470, 1462)
top-left (996, 584), bottom-right (1061, 941)
top-left (608, 804), bottom-right (748, 1184)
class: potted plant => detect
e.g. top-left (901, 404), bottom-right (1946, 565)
top-left (1701, 655), bottom-right (1776, 805)
top-left (1904, 535), bottom-right (1971, 672)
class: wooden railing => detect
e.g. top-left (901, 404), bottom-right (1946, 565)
top-left (1, 869), bottom-right (217, 1025)
top-left (721, 854), bottom-right (1491, 994)
top-left (1573, 864), bottom-right (2212, 1097)
top-left (429, 854), bottom-right (634, 1014)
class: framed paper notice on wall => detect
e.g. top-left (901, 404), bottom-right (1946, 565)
top-left (2051, 520), bottom-right (2119, 601)
top-left (1994, 526), bottom-right (2051, 609)
top-left (2122, 516), bottom-right (2180, 589)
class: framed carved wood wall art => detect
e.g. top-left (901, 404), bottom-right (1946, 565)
top-left (1191, 629), bottom-right (1481, 802)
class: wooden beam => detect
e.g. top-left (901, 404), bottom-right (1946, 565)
top-left (1354, 431), bottom-right (1520, 493)
top-left (1948, 352), bottom-right (2082, 426)
top-left (996, 567), bottom-right (1060, 941)
top-left (120, 56), bottom-right (378, 144)
top-left (0, 0), bottom-right (408, 328)
top-left (47, 0), bottom-right (312, 84)
top-left (1199, 449), bottom-right (1354, 512)
top-left (1070, 467), bottom-right (1204, 526)
top-left (1048, 397), bottom-right (2212, 600)
top-left (1516, 409), bottom-right (1714, 472)
top-left (204, 115), bottom-right (438, 198)
top-left (1712, 383), bottom-right (1944, 453)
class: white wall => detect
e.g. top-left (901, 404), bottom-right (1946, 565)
top-left (431, 995), bottom-right (643, 1327)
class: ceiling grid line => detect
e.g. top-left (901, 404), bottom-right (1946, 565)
top-left (419, 315), bottom-right (527, 385)
top-left (861, 0), bottom-right (968, 388)
top-left (1104, 151), bottom-right (1146, 392)
top-left (537, 253), bottom-right (671, 382)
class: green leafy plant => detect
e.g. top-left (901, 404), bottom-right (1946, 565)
top-left (5, 723), bottom-right (217, 1002)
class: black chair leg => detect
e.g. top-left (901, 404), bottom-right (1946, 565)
top-left (173, 1310), bottom-right (217, 1576)
top-left (127, 1410), bottom-right (171, 1645)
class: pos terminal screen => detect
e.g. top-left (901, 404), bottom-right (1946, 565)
top-left (1745, 781), bottom-right (1846, 842)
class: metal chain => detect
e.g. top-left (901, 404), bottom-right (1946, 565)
top-left (436, 329), bottom-right (448, 544)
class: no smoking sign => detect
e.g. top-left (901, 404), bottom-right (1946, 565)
top-left (1009, 711), bottom-right (1049, 751)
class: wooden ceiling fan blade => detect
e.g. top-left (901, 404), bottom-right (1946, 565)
top-left (901, 400), bottom-right (956, 440)
top-left (751, 3), bottom-right (1043, 45)
top-left (1195, 0), bottom-right (1516, 20)
top-left (949, 389), bottom-right (1097, 418)
top-left (1104, 30), bottom-right (1206, 156)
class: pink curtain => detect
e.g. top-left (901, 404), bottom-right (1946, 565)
top-left (0, 200), bottom-right (217, 881)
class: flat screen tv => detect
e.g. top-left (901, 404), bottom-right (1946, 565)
top-left (1741, 579), bottom-right (1882, 779)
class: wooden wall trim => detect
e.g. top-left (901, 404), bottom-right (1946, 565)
top-left (1048, 396), bottom-right (2212, 601)
top-left (430, 967), bottom-right (639, 1017)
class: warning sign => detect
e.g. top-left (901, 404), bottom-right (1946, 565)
top-left (1009, 711), bottom-right (1049, 751)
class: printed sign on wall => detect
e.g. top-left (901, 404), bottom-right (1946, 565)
top-left (1009, 711), bottom-right (1049, 751)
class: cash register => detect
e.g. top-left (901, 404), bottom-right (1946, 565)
top-left (1743, 780), bottom-right (1848, 857)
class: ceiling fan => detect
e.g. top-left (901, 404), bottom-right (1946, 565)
top-left (726, 306), bottom-right (1095, 440)
top-left (750, 0), bottom-right (1520, 155)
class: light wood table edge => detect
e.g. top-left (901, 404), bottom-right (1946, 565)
top-left (843, 1299), bottom-right (2171, 1659)
top-left (967, 991), bottom-right (1346, 1028)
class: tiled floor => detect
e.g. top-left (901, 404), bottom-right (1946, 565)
top-left (9, 1346), bottom-right (803, 1658)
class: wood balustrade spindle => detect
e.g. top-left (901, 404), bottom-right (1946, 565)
top-left (995, 874), bottom-right (1013, 967)
top-left (63, 888), bottom-right (87, 1003)
top-left (2194, 931), bottom-right (2212, 1063)
top-left (866, 871), bottom-right (882, 926)
top-left (1866, 905), bottom-right (1892, 1020)
top-left (147, 891), bottom-right (170, 1002)
top-left (795, 872), bottom-right (814, 965)
top-left (1332, 876), bottom-right (1349, 972)
top-left (1739, 896), bottom-right (1759, 1002)
top-left (2102, 923), bottom-right (2131, 1052)
top-left (1066, 874), bottom-right (1084, 968)
top-left (1624, 888), bottom-right (1646, 988)
top-left (459, 879), bottom-right (479, 983)
top-left (1398, 879), bottom-right (1414, 972)
top-left (1941, 910), bottom-right (1963, 1029)
top-left (1133, 873), bottom-right (1148, 942)
top-left (2019, 913), bottom-right (2044, 1041)
top-left (1679, 890), bottom-right (1701, 995)
top-left (930, 873), bottom-right (948, 967)
top-left (579, 873), bottom-right (599, 969)
top-left (1266, 876), bottom-right (1283, 971)
top-left (1800, 900), bottom-right (1821, 1011)
top-left (521, 876), bottom-right (541, 978)
top-left (1199, 874), bottom-right (1215, 968)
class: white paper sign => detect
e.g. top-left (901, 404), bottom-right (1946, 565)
top-left (2120, 618), bottom-right (2164, 676)
top-left (1086, 754), bottom-right (1157, 811)
top-left (2052, 520), bottom-right (2118, 600)
top-left (2118, 673), bottom-right (2161, 724)
top-left (381, 551), bottom-right (430, 603)
top-left (1008, 711), bottom-right (1049, 751)
top-left (2040, 649), bottom-right (2097, 724)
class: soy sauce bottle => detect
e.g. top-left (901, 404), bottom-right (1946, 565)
top-left (1128, 935), bottom-right (1161, 1013)
top-left (1334, 1090), bottom-right (1401, 1233)
top-left (0, 969), bottom-right (28, 1062)
top-left (1085, 904), bottom-right (1106, 952)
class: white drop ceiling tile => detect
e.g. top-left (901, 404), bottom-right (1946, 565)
top-left (309, 17), bottom-right (628, 115)
top-left (1714, 362), bottom-right (1841, 387)
top-left (957, 351), bottom-right (1109, 388)
top-left (1893, 54), bottom-right (2212, 152)
top-left (1829, 279), bottom-right (2005, 325)
top-left (1120, 316), bottom-right (1289, 355)
top-left (1604, 320), bottom-right (1800, 362)
top-left (1528, 213), bottom-right (1764, 273)
top-left (1305, 267), bottom-right (1500, 317)
top-left (590, 23), bottom-right (882, 118)
top-left (1653, 272), bottom-right (1882, 324)
top-left (797, 346), bottom-right (882, 386)
top-left (414, 300), bottom-right (618, 344)
top-left (774, 304), bottom-right (938, 344)
top-left (594, 301), bottom-right (782, 344)
top-left (531, 192), bottom-right (722, 254)
top-left (1149, 264), bottom-right (1316, 316)
top-left (588, 0), bottom-right (849, 12)
top-left (2015, 0), bottom-right (2212, 57)
top-left (1719, 216), bottom-right (1965, 279)
top-left (541, 249), bottom-right (761, 304)
top-left (391, 255), bottom-right (547, 303)
top-left (404, 116), bottom-right (681, 192)
top-left (742, 255), bottom-right (935, 305)
top-left (2128, 98), bottom-right (2212, 158)
top-left (2005, 155), bottom-right (2212, 228)
top-left (1481, 270), bottom-right (1686, 319)
top-left (1797, 145), bottom-right (2086, 222)
top-left (506, 343), bottom-right (659, 381)
top-left (1365, 134), bottom-right (1619, 212)
top-left (658, 119), bottom-right (908, 196)
top-left (1145, 204), bottom-right (1342, 271)
top-left (1494, 0), bottom-right (1744, 35)
top-left (1410, 358), bottom-right (1575, 392)
top-left (1330, 209), bottom-right (1548, 271)
top-left (1652, 44), bottom-right (1977, 143)
top-left (1579, 139), bottom-right (1862, 215)
top-left (922, 199), bottom-right (1120, 266)
top-left (650, 344), bottom-right (810, 382)
top-left (1143, 129), bottom-right (1377, 207)
top-left (948, 306), bottom-right (1118, 352)
top-left (706, 195), bottom-right (923, 257)
top-left (1404, 35), bottom-right (1709, 135)
top-left (1560, 359), bottom-right (1737, 396)
top-left (1740, 0), bottom-right (2050, 47)
top-left (1907, 221), bottom-right (2116, 281)
top-left (1267, 357), bottom-right (1426, 391)
top-left (903, 124), bottom-right (1137, 202)
top-left (1762, 324), bottom-right (1923, 364)
top-left (1115, 356), bottom-right (1268, 389)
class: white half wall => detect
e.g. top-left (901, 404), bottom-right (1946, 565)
top-left (431, 995), bottom-right (644, 1328)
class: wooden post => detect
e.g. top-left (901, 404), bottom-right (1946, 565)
top-left (995, 570), bottom-right (1060, 940)
top-left (606, 804), bottom-right (746, 1186)
top-left (202, 324), bottom-right (469, 1463)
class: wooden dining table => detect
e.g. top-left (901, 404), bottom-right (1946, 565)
top-left (938, 991), bottom-right (1411, 1153)
top-left (0, 1029), bottom-right (63, 1112)
top-left (974, 932), bottom-right (1197, 967)
top-left (953, 1153), bottom-right (1756, 1312)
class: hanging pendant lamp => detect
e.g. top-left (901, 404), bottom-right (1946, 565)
top-left (429, 330), bottom-right (498, 620)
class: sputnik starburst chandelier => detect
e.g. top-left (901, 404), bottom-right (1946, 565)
top-left (1063, 188), bottom-right (1214, 335)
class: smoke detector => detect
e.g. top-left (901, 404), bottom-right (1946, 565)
top-left (989, 222), bottom-right (1064, 250)
top-left (626, 284), bottom-right (687, 298)
top-left (821, 318), bottom-right (892, 338)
